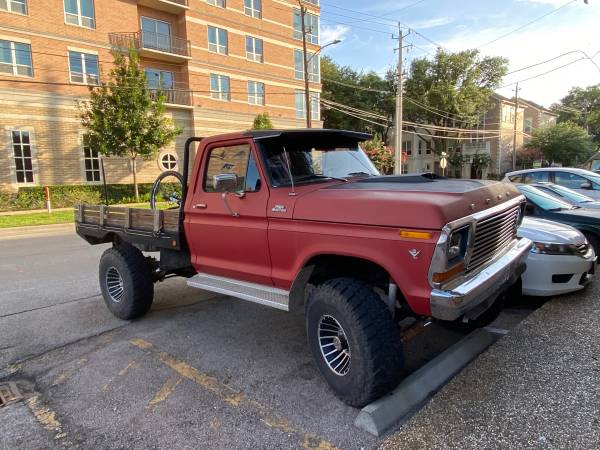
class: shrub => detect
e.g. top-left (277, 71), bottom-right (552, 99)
top-left (0, 183), bottom-right (157, 212)
top-left (362, 134), bottom-right (394, 174)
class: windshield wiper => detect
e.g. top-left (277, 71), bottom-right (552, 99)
top-left (296, 174), bottom-right (348, 183)
top-left (347, 171), bottom-right (374, 178)
top-left (547, 207), bottom-right (565, 212)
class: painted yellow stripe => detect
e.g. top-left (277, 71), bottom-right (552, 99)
top-left (146, 375), bottom-right (182, 411)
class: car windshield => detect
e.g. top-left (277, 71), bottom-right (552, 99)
top-left (518, 185), bottom-right (575, 211)
top-left (538, 184), bottom-right (594, 203)
top-left (258, 139), bottom-right (380, 187)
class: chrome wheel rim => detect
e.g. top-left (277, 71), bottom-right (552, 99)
top-left (106, 267), bottom-right (124, 303)
top-left (318, 315), bottom-right (351, 376)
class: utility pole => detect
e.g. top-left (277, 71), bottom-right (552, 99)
top-left (512, 82), bottom-right (520, 171)
top-left (394, 24), bottom-right (410, 174)
top-left (299, 1), bottom-right (311, 128)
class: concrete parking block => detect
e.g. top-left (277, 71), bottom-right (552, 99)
top-left (355, 328), bottom-right (500, 437)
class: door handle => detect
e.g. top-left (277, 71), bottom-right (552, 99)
top-left (193, 203), bottom-right (207, 209)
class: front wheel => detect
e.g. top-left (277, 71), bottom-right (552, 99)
top-left (306, 278), bottom-right (404, 407)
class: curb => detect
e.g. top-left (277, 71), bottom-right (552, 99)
top-left (0, 223), bottom-right (75, 240)
top-left (354, 327), bottom-right (504, 437)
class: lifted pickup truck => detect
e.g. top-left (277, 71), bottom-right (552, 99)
top-left (76, 129), bottom-right (531, 407)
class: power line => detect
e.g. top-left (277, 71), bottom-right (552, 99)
top-left (499, 56), bottom-right (589, 88)
top-left (506, 49), bottom-right (600, 75)
top-left (477, 0), bottom-right (577, 48)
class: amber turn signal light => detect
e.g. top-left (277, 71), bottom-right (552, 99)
top-left (399, 230), bottom-right (432, 240)
top-left (432, 262), bottom-right (465, 284)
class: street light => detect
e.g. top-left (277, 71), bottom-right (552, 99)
top-left (302, 39), bottom-right (341, 128)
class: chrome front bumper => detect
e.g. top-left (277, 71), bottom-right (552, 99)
top-left (430, 237), bottom-right (532, 321)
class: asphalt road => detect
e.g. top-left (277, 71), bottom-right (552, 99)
top-left (0, 226), bottom-right (534, 449)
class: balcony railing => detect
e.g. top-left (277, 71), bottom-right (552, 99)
top-left (149, 88), bottom-right (193, 107)
top-left (109, 31), bottom-right (191, 59)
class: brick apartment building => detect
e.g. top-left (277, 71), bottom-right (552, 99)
top-left (0, 0), bottom-right (321, 191)
top-left (402, 93), bottom-right (557, 178)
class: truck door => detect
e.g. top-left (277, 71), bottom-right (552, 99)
top-left (186, 139), bottom-right (272, 285)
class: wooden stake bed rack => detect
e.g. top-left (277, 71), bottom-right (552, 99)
top-left (74, 203), bottom-right (183, 251)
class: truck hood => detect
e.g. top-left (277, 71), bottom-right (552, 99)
top-left (292, 175), bottom-right (522, 229)
top-left (518, 217), bottom-right (584, 245)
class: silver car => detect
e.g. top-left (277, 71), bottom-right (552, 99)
top-left (504, 167), bottom-right (600, 200)
top-left (528, 182), bottom-right (600, 209)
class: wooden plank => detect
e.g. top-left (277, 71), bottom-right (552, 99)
top-left (124, 208), bottom-right (130, 229)
top-left (130, 209), bottom-right (156, 231)
top-left (105, 208), bottom-right (126, 227)
top-left (163, 210), bottom-right (180, 233)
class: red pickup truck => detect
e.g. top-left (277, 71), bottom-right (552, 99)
top-left (76, 129), bottom-right (531, 407)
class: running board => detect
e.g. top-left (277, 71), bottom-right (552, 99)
top-left (187, 273), bottom-right (290, 311)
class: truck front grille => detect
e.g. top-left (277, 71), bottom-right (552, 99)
top-left (467, 204), bottom-right (520, 273)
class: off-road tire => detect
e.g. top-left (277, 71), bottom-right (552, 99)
top-left (305, 277), bottom-right (404, 407)
top-left (99, 244), bottom-right (154, 320)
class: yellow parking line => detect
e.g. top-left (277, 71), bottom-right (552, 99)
top-left (25, 395), bottom-right (67, 440)
top-left (102, 360), bottom-right (138, 392)
top-left (130, 338), bottom-right (340, 449)
top-left (146, 375), bottom-right (182, 411)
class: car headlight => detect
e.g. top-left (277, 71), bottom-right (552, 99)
top-left (531, 242), bottom-right (580, 256)
top-left (447, 226), bottom-right (469, 263)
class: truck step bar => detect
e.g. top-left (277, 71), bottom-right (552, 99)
top-left (187, 273), bottom-right (290, 311)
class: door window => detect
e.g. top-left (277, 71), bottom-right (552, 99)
top-left (141, 17), bottom-right (171, 52)
top-left (522, 171), bottom-right (549, 183)
top-left (204, 144), bottom-right (260, 193)
top-left (554, 171), bottom-right (587, 190)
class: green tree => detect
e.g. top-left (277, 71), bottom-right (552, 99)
top-left (251, 112), bottom-right (274, 129)
top-left (526, 121), bottom-right (594, 166)
top-left (361, 134), bottom-right (394, 174)
top-left (79, 48), bottom-right (181, 201)
top-left (404, 49), bottom-right (508, 159)
top-left (552, 84), bottom-right (600, 145)
top-left (321, 56), bottom-right (395, 140)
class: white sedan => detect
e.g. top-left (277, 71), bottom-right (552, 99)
top-left (518, 217), bottom-right (596, 296)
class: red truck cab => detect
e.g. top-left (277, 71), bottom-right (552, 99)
top-left (77, 129), bottom-right (531, 407)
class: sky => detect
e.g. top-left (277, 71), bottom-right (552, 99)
top-left (318, 0), bottom-right (600, 108)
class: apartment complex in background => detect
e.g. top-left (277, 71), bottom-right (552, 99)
top-left (402, 93), bottom-right (557, 178)
top-left (0, 0), bottom-right (321, 191)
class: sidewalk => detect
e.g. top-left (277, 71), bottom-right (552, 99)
top-left (380, 283), bottom-right (600, 448)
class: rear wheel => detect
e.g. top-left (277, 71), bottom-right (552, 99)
top-left (99, 244), bottom-right (154, 320)
top-left (305, 278), bottom-right (404, 407)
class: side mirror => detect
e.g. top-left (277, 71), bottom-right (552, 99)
top-left (580, 181), bottom-right (593, 190)
top-left (525, 203), bottom-right (535, 214)
top-left (214, 173), bottom-right (238, 193)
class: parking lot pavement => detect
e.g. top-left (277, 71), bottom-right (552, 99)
top-left (380, 283), bottom-right (600, 449)
top-left (0, 229), bottom-right (552, 449)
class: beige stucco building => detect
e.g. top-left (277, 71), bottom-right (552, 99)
top-left (0, 0), bottom-right (321, 191)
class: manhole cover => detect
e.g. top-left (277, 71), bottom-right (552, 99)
top-left (0, 382), bottom-right (23, 406)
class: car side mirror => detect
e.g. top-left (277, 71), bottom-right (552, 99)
top-left (580, 181), bottom-right (593, 190)
top-left (525, 203), bottom-right (535, 214)
top-left (214, 173), bottom-right (238, 193)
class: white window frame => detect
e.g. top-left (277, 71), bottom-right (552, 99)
top-left (294, 49), bottom-right (319, 82)
top-left (206, 0), bottom-right (225, 7)
top-left (144, 68), bottom-right (174, 89)
top-left (0, 40), bottom-right (33, 77)
top-left (295, 90), bottom-right (320, 120)
top-left (158, 151), bottom-right (178, 172)
top-left (80, 134), bottom-right (102, 183)
top-left (245, 36), bottom-right (263, 63)
top-left (244, 0), bottom-right (261, 18)
top-left (0, 0), bottom-right (27, 15)
top-left (68, 50), bottom-right (99, 85)
top-left (247, 81), bottom-right (265, 105)
top-left (7, 127), bottom-right (37, 185)
top-left (210, 74), bottom-right (230, 101)
top-left (293, 9), bottom-right (319, 45)
top-left (208, 26), bottom-right (228, 55)
top-left (64, 0), bottom-right (96, 29)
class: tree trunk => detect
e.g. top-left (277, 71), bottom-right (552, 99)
top-left (131, 156), bottom-right (139, 202)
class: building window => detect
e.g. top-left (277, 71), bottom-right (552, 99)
top-left (64, 0), bottom-right (95, 29)
top-left (295, 90), bottom-right (320, 120)
top-left (82, 136), bottom-right (101, 182)
top-left (294, 49), bottom-right (319, 82)
top-left (145, 68), bottom-right (173, 89)
top-left (159, 152), bottom-right (178, 171)
top-left (246, 36), bottom-right (263, 63)
top-left (0, 40), bottom-right (33, 77)
top-left (68, 51), bottom-right (99, 85)
top-left (141, 17), bottom-right (172, 53)
top-left (210, 74), bottom-right (230, 101)
top-left (244, 0), bottom-right (261, 18)
top-left (206, 0), bottom-right (225, 7)
top-left (11, 130), bottom-right (34, 184)
top-left (208, 26), bottom-right (228, 55)
top-left (524, 117), bottom-right (533, 134)
top-left (402, 141), bottom-right (411, 155)
top-left (303, 0), bottom-right (318, 4)
top-left (0, 0), bottom-right (27, 14)
top-left (248, 81), bottom-right (265, 105)
top-left (293, 9), bottom-right (319, 44)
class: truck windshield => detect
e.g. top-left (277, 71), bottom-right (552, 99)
top-left (258, 140), bottom-right (379, 187)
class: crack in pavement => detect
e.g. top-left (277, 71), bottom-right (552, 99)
top-left (0, 293), bottom-right (102, 319)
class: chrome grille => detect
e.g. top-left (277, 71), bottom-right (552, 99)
top-left (467, 204), bottom-right (520, 273)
